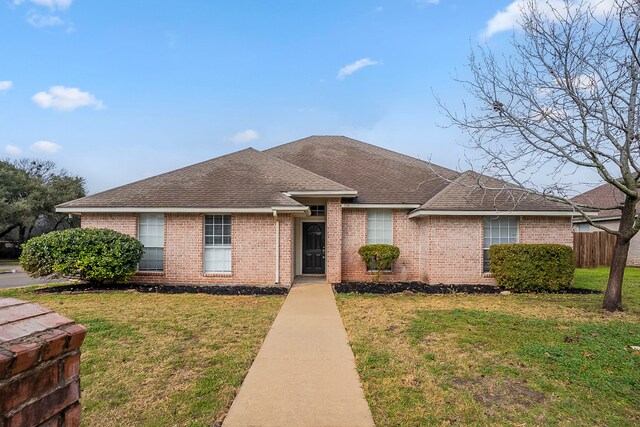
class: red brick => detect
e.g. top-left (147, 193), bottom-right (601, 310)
top-left (0, 350), bottom-right (14, 379)
top-left (81, 211), bottom-right (572, 286)
top-left (38, 415), bottom-right (62, 427)
top-left (0, 363), bottom-right (59, 412)
top-left (40, 329), bottom-right (69, 361)
top-left (64, 402), bottom-right (81, 427)
top-left (5, 378), bottom-right (80, 427)
top-left (62, 354), bottom-right (80, 379)
top-left (63, 325), bottom-right (87, 351)
top-left (8, 342), bottom-right (41, 375)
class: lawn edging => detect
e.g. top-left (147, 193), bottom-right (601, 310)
top-left (333, 281), bottom-right (600, 295)
top-left (33, 282), bottom-right (289, 296)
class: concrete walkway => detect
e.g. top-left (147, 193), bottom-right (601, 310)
top-left (223, 281), bottom-right (375, 427)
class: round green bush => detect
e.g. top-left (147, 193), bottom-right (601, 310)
top-left (19, 228), bottom-right (144, 284)
top-left (489, 243), bottom-right (575, 292)
top-left (358, 243), bottom-right (400, 281)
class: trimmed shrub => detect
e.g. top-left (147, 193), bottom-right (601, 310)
top-left (489, 243), bottom-right (575, 292)
top-left (358, 244), bottom-right (400, 281)
top-left (20, 228), bottom-right (144, 284)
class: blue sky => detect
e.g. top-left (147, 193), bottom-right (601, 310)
top-left (1, 0), bottom-right (524, 193)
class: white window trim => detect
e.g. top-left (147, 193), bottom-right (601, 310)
top-left (138, 213), bottom-right (164, 272)
top-left (203, 214), bottom-right (232, 274)
top-left (482, 216), bottom-right (519, 273)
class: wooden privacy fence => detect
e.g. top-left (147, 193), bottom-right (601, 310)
top-left (573, 231), bottom-right (616, 268)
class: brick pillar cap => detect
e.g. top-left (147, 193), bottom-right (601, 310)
top-left (0, 298), bottom-right (86, 379)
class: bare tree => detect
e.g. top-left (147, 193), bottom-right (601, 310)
top-left (442, 0), bottom-right (640, 311)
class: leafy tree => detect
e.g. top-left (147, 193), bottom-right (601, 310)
top-left (443, 0), bottom-right (640, 311)
top-left (0, 158), bottom-right (85, 245)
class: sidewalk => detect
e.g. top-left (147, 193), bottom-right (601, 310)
top-left (223, 281), bottom-right (375, 427)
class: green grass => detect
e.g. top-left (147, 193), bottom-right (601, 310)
top-left (337, 267), bottom-right (640, 426)
top-left (0, 259), bottom-right (19, 266)
top-left (0, 285), bottom-right (284, 427)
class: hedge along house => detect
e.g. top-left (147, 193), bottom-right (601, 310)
top-left (56, 136), bottom-right (575, 286)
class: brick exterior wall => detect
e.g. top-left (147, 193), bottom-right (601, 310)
top-left (341, 209), bottom-right (423, 282)
top-left (0, 298), bottom-right (86, 427)
top-left (81, 213), bottom-right (137, 237)
top-left (426, 216), bottom-right (496, 284)
top-left (520, 216), bottom-right (573, 246)
top-left (82, 212), bottom-right (294, 286)
top-left (81, 210), bottom-right (573, 286)
top-left (325, 199), bottom-right (342, 283)
top-left (341, 212), bottom-right (573, 285)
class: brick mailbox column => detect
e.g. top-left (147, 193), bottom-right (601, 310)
top-left (0, 298), bottom-right (87, 427)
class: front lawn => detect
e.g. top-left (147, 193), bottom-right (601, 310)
top-left (337, 267), bottom-right (640, 426)
top-left (0, 286), bottom-right (284, 427)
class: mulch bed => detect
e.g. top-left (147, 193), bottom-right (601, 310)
top-left (33, 282), bottom-right (289, 296)
top-left (333, 281), bottom-right (601, 295)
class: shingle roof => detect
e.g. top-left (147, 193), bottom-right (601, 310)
top-left (58, 148), bottom-right (353, 210)
top-left (572, 182), bottom-right (636, 219)
top-left (264, 136), bottom-right (460, 204)
top-left (416, 171), bottom-right (573, 212)
top-left (58, 136), bottom-right (573, 213)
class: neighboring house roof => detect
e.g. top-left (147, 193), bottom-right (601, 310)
top-left (572, 182), bottom-right (639, 221)
top-left (412, 171), bottom-right (574, 215)
top-left (57, 148), bottom-right (354, 211)
top-left (265, 136), bottom-right (460, 205)
top-left (57, 135), bottom-right (573, 215)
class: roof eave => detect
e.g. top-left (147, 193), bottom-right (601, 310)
top-left (56, 206), bottom-right (308, 215)
top-left (407, 209), bottom-right (585, 219)
top-left (284, 190), bottom-right (357, 198)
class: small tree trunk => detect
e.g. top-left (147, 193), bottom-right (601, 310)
top-left (603, 236), bottom-right (630, 311)
top-left (17, 226), bottom-right (27, 245)
top-left (602, 196), bottom-right (637, 312)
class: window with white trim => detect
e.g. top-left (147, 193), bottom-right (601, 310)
top-left (204, 214), bottom-right (231, 273)
top-left (483, 216), bottom-right (518, 272)
top-left (367, 209), bottom-right (393, 244)
top-left (309, 205), bottom-right (325, 216)
top-left (138, 213), bottom-right (164, 272)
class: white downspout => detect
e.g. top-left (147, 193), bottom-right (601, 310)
top-left (273, 211), bottom-right (280, 284)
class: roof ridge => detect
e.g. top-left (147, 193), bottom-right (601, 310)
top-left (266, 135), bottom-right (459, 176)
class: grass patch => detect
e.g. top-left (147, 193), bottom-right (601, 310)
top-left (337, 267), bottom-right (640, 426)
top-left (0, 285), bottom-right (284, 427)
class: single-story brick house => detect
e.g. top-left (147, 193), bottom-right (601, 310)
top-left (573, 182), bottom-right (640, 266)
top-left (56, 136), bottom-right (574, 286)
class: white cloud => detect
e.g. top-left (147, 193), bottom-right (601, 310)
top-left (4, 145), bottom-right (22, 155)
top-left (0, 81), bottom-right (13, 91)
top-left (482, 0), bottom-right (615, 38)
top-left (31, 140), bottom-right (61, 153)
top-left (337, 58), bottom-right (380, 80)
top-left (230, 129), bottom-right (259, 143)
top-left (27, 12), bottom-right (63, 27)
top-left (13, 0), bottom-right (72, 10)
top-left (32, 86), bottom-right (104, 111)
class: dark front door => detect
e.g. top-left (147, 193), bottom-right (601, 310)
top-left (302, 222), bottom-right (325, 274)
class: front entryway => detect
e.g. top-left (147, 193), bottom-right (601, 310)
top-left (302, 222), bottom-right (325, 274)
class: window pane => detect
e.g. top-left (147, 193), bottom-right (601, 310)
top-left (204, 247), bottom-right (231, 273)
top-left (204, 215), bottom-right (232, 273)
top-left (483, 216), bottom-right (518, 272)
top-left (139, 247), bottom-right (163, 272)
top-left (367, 209), bottom-right (392, 244)
top-left (205, 215), bottom-right (231, 247)
top-left (138, 214), bottom-right (164, 271)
